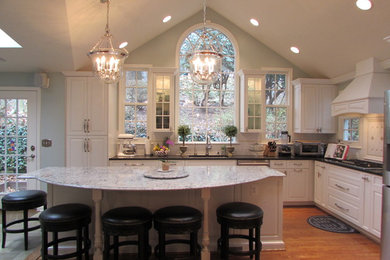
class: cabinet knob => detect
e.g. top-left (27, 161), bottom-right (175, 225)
top-left (362, 176), bottom-right (369, 181)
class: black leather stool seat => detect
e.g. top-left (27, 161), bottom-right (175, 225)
top-left (154, 206), bottom-right (202, 259)
top-left (102, 207), bottom-right (153, 260)
top-left (216, 202), bottom-right (264, 260)
top-left (39, 203), bottom-right (91, 260)
top-left (2, 190), bottom-right (47, 250)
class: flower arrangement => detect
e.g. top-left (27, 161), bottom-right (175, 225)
top-left (153, 144), bottom-right (170, 157)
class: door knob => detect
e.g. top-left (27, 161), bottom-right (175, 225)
top-left (30, 154), bottom-right (36, 159)
top-left (30, 145), bottom-right (35, 151)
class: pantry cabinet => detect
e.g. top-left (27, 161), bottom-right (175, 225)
top-left (292, 78), bottom-right (337, 133)
top-left (270, 160), bottom-right (314, 205)
top-left (238, 69), bottom-right (265, 133)
top-left (64, 72), bottom-right (108, 167)
top-left (66, 77), bottom-right (107, 136)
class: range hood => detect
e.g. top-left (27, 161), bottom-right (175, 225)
top-left (332, 57), bottom-right (390, 116)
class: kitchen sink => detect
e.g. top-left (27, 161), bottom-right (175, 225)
top-left (188, 154), bottom-right (228, 158)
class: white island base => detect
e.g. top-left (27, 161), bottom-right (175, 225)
top-left (30, 166), bottom-right (285, 259)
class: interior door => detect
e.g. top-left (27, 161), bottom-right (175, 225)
top-left (0, 88), bottom-right (39, 195)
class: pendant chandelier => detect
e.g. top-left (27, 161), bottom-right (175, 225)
top-left (88, 0), bottom-right (128, 84)
top-left (187, 0), bottom-right (223, 85)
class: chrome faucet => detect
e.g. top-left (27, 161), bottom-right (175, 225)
top-left (205, 136), bottom-right (212, 156)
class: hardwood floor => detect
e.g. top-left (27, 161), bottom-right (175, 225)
top-left (258, 207), bottom-right (380, 260)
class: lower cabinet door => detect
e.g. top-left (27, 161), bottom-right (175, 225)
top-left (66, 136), bottom-right (88, 167)
top-left (285, 168), bottom-right (308, 201)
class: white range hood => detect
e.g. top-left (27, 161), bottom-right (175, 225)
top-left (332, 57), bottom-right (390, 116)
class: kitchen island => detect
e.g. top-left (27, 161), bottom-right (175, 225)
top-left (25, 165), bottom-right (285, 260)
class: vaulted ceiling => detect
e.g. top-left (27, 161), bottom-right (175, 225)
top-left (0, 0), bottom-right (389, 79)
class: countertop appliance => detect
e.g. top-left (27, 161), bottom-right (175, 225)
top-left (117, 134), bottom-right (136, 157)
top-left (293, 141), bottom-right (326, 157)
top-left (381, 90), bottom-right (390, 260)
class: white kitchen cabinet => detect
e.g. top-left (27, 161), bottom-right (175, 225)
top-left (238, 69), bottom-right (265, 133)
top-left (322, 163), bottom-right (382, 239)
top-left (314, 161), bottom-right (327, 207)
top-left (362, 173), bottom-right (382, 238)
top-left (64, 73), bottom-right (109, 167)
top-left (292, 78), bottom-right (337, 133)
top-left (66, 77), bottom-right (108, 136)
top-left (151, 68), bottom-right (176, 132)
top-left (66, 136), bottom-right (108, 167)
top-left (270, 160), bottom-right (313, 205)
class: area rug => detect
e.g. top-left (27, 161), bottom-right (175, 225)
top-left (307, 215), bottom-right (357, 233)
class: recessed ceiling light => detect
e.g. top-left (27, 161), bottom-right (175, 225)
top-left (356, 0), bottom-right (372, 10)
top-left (0, 28), bottom-right (22, 48)
top-left (384, 36), bottom-right (390, 43)
top-left (290, 46), bottom-right (300, 54)
top-left (163, 16), bottom-right (172, 23)
top-left (250, 18), bottom-right (259, 27)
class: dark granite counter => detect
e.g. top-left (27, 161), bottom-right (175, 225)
top-left (109, 155), bottom-right (383, 176)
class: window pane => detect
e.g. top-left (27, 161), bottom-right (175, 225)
top-left (126, 88), bottom-right (136, 103)
top-left (137, 88), bottom-right (148, 103)
top-left (125, 106), bottom-right (135, 120)
top-left (136, 122), bottom-right (147, 138)
top-left (351, 130), bottom-right (359, 141)
top-left (343, 130), bottom-right (350, 141)
top-left (137, 71), bottom-right (148, 87)
top-left (136, 105), bottom-right (147, 121)
top-left (126, 71), bottom-right (136, 86)
top-left (351, 118), bottom-right (359, 129)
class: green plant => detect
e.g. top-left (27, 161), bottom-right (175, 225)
top-left (177, 125), bottom-right (191, 146)
top-left (223, 125), bottom-right (238, 146)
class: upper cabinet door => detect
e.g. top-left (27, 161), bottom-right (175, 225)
top-left (66, 77), bottom-right (108, 136)
top-left (293, 78), bottom-right (337, 134)
top-left (151, 68), bottom-right (176, 132)
top-left (87, 77), bottom-right (108, 136)
top-left (66, 78), bottom-right (88, 136)
top-left (239, 69), bottom-right (265, 133)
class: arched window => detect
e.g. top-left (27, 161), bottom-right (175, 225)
top-left (178, 26), bottom-right (236, 143)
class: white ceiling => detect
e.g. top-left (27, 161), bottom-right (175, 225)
top-left (0, 0), bottom-right (389, 79)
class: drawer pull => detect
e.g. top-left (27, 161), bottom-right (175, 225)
top-left (362, 176), bottom-right (369, 181)
top-left (317, 172), bottom-right (321, 177)
top-left (335, 184), bottom-right (349, 191)
top-left (334, 203), bottom-right (349, 212)
top-left (319, 165), bottom-right (325, 169)
top-left (294, 169), bottom-right (303, 172)
top-left (274, 163), bottom-right (283, 166)
top-left (294, 163), bottom-right (302, 166)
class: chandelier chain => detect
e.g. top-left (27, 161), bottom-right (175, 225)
top-left (203, 0), bottom-right (206, 26)
top-left (105, 0), bottom-right (110, 34)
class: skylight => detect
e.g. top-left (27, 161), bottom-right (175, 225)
top-left (0, 29), bottom-right (22, 48)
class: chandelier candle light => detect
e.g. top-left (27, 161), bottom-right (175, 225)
top-left (187, 0), bottom-right (223, 85)
top-left (88, 0), bottom-right (128, 84)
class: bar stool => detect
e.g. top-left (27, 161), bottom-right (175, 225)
top-left (153, 205), bottom-right (202, 259)
top-left (2, 190), bottom-right (47, 250)
top-left (216, 202), bottom-right (263, 260)
top-left (102, 206), bottom-right (153, 260)
top-left (39, 203), bottom-right (91, 260)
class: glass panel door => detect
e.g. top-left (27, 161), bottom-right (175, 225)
top-left (0, 89), bottom-right (38, 195)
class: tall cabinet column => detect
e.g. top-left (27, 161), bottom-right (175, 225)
top-left (63, 72), bottom-right (108, 167)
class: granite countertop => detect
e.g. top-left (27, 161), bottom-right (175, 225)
top-left (109, 155), bottom-right (383, 176)
top-left (23, 166), bottom-right (285, 191)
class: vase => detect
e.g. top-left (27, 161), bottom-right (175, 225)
top-left (179, 146), bottom-right (188, 157)
top-left (226, 146), bottom-right (235, 157)
top-left (161, 162), bottom-right (170, 171)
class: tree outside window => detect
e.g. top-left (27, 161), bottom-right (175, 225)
top-left (343, 118), bottom-right (359, 142)
top-left (178, 27), bottom-right (236, 142)
top-left (265, 73), bottom-right (288, 139)
top-left (123, 71), bottom-right (148, 138)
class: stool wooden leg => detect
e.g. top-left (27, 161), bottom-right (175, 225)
top-left (158, 231), bottom-right (165, 259)
top-left (53, 232), bottom-right (58, 255)
top-left (103, 234), bottom-right (110, 260)
top-left (84, 225), bottom-right (90, 260)
top-left (249, 228), bottom-right (254, 259)
top-left (138, 229), bottom-right (146, 260)
top-left (23, 209), bottom-right (28, 250)
top-left (255, 226), bottom-right (260, 260)
top-left (221, 223), bottom-right (229, 259)
top-left (1, 209), bottom-right (6, 248)
top-left (190, 231), bottom-right (198, 256)
top-left (113, 235), bottom-right (119, 260)
top-left (77, 228), bottom-right (83, 260)
top-left (41, 229), bottom-right (48, 260)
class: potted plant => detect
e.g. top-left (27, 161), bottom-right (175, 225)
top-left (178, 125), bottom-right (191, 157)
top-left (223, 125), bottom-right (238, 157)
